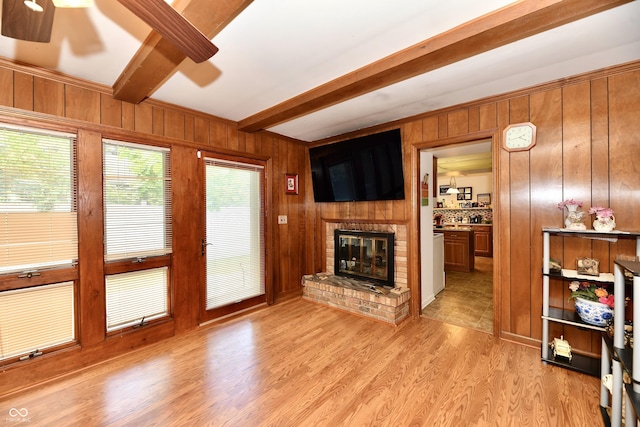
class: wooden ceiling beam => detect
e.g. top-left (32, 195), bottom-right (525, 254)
top-left (117, 0), bottom-right (219, 64)
top-left (112, 0), bottom-right (252, 104)
top-left (238, 0), bottom-right (631, 133)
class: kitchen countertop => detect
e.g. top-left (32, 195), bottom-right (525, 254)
top-left (435, 222), bottom-right (492, 228)
top-left (434, 226), bottom-right (473, 231)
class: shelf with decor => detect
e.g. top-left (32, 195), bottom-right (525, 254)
top-left (599, 259), bottom-right (640, 427)
top-left (541, 227), bottom-right (640, 379)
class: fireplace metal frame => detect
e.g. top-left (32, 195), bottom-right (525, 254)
top-left (334, 229), bottom-right (395, 287)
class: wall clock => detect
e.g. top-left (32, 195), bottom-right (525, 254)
top-left (502, 122), bottom-right (536, 152)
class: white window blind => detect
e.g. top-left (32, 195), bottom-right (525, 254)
top-left (0, 126), bottom-right (77, 274)
top-left (205, 159), bottom-right (265, 310)
top-left (103, 140), bottom-right (171, 332)
top-left (0, 282), bottom-right (75, 361)
top-left (105, 267), bottom-right (169, 332)
top-left (103, 140), bottom-right (171, 261)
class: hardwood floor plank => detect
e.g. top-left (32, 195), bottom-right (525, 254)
top-left (0, 299), bottom-right (601, 426)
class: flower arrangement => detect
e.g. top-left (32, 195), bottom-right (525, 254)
top-left (568, 280), bottom-right (614, 308)
top-left (557, 199), bottom-right (583, 209)
top-left (558, 199), bottom-right (586, 230)
top-left (589, 206), bottom-right (614, 218)
top-left (589, 206), bottom-right (616, 231)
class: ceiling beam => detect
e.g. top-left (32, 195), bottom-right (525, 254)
top-left (117, 0), bottom-right (219, 64)
top-left (238, 0), bottom-right (631, 133)
top-left (112, 0), bottom-right (252, 104)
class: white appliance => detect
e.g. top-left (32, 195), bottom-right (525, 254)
top-left (432, 233), bottom-right (445, 295)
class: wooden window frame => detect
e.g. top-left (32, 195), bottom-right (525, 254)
top-left (102, 139), bottom-right (173, 334)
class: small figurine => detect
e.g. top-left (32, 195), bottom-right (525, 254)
top-left (551, 335), bottom-right (572, 361)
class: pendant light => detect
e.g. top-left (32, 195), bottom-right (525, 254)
top-left (446, 176), bottom-right (459, 194)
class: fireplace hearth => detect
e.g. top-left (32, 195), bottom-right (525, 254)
top-left (301, 220), bottom-right (409, 324)
top-left (302, 273), bottom-right (410, 325)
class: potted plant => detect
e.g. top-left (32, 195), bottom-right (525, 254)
top-left (568, 280), bottom-right (613, 327)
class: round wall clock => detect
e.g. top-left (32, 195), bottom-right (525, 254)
top-left (502, 122), bottom-right (536, 152)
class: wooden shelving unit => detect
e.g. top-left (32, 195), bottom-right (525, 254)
top-left (541, 227), bottom-right (640, 427)
top-left (601, 259), bottom-right (640, 427)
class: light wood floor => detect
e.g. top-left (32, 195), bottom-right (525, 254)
top-left (1, 298), bottom-right (602, 426)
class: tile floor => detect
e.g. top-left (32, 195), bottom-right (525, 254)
top-left (421, 256), bottom-right (494, 333)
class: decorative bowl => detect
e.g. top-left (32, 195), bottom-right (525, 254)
top-left (574, 297), bottom-right (613, 327)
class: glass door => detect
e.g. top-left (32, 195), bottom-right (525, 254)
top-left (202, 157), bottom-right (265, 319)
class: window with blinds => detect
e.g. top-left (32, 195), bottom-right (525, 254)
top-left (0, 282), bottom-right (75, 360)
top-left (103, 140), bottom-right (172, 261)
top-left (0, 126), bottom-right (77, 273)
top-left (103, 140), bottom-right (171, 332)
top-left (0, 124), bottom-right (77, 362)
top-left (105, 268), bottom-right (168, 331)
top-left (204, 158), bottom-right (265, 310)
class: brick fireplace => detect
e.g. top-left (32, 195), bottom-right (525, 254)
top-left (325, 221), bottom-right (408, 288)
top-left (302, 220), bottom-right (409, 325)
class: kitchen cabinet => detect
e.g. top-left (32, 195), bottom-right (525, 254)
top-left (470, 225), bottom-right (492, 257)
top-left (443, 229), bottom-right (474, 272)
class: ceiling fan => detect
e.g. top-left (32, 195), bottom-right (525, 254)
top-left (1, 0), bottom-right (218, 63)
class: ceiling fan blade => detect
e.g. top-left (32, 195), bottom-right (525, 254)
top-left (117, 0), bottom-right (218, 63)
top-left (1, 0), bottom-right (56, 43)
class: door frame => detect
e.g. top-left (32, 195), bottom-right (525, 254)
top-left (198, 150), bottom-right (273, 324)
top-left (410, 129), bottom-right (501, 336)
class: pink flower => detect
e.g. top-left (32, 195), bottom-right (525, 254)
top-left (600, 294), bottom-right (615, 308)
top-left (590, 206), bottom-right (614, 217)
top-left (558, 199), bottom-right (583, 210)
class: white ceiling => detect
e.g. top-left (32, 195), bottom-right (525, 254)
top-left (432, 141), bottom-right (493, 176)
top-left (0, 0), bottom-right (639, 142)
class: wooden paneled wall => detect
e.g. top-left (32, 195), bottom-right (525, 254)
top-left (1, 57), bottom-right (638, 396)
top-left (312, 61), bottom-right (640, 355)
top-left (0, 62), bottom-right (312, 397)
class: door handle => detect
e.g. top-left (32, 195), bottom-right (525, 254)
top-left (201, 239), bottom-right (212, 256)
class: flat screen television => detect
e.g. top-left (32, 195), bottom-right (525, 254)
top-left (309, 128), bottom-right (405, 202)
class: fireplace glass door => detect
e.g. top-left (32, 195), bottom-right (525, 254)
top-left (335, 230), bottom-right (394, 286)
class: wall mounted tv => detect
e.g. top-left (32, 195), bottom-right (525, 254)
top-left (309, 128), bottom-right (405, 203)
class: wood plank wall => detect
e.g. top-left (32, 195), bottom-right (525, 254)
top-left (312, 61), bottom-right (640, 355)
top-left (0, 58), bottom-right (638, 396)
top-left (0, 62), bottom-right (313, 397)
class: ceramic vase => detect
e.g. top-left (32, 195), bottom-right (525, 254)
top-left (593, 214), bottom-right (616, 232)
top-left (574, 297), bottom-right (613, 327)
top-left (564, 204), bottom-right (586, 230)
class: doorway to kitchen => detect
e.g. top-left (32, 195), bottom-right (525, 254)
top-left (419, 139), bottom-right (494, 334)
